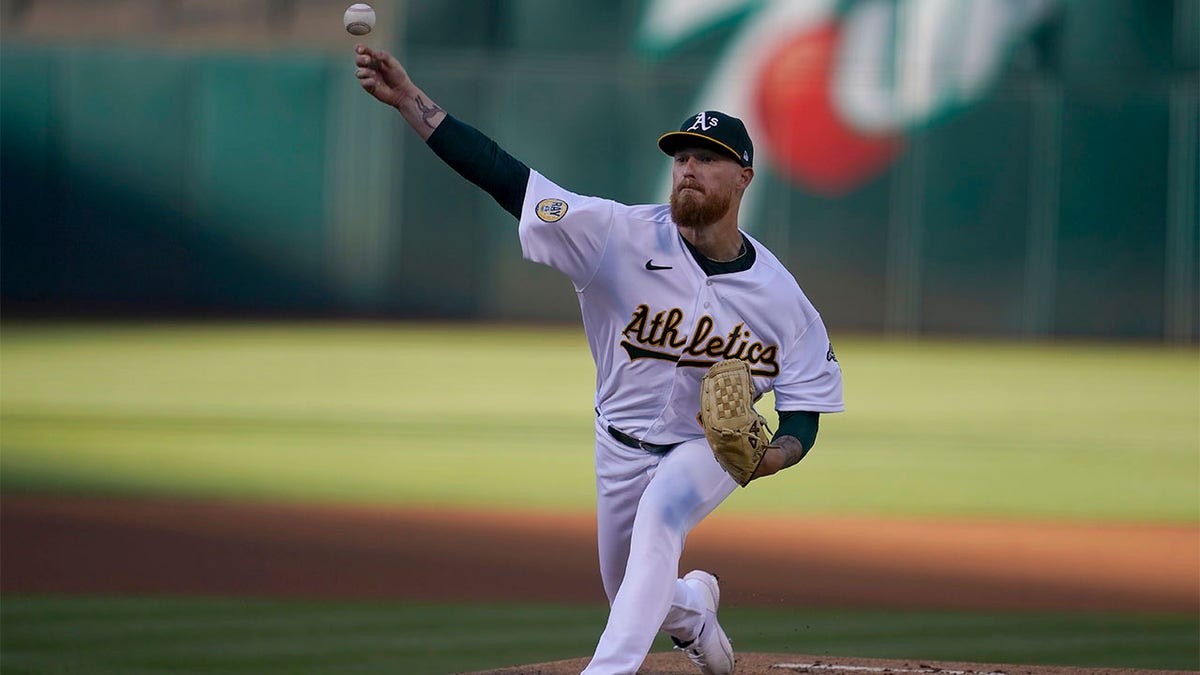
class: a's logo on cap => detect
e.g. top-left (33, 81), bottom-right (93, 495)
top-left (686, 112), bottom-right (719, 132)
top-left (535, 198), bottom-right (568, 222)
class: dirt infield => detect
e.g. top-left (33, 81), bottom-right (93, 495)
top-left (3, 494), bottom-right (1196, 612)
top-left (3, 494), bottom-right (1197, 674)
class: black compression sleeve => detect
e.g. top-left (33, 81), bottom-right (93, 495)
top-left (775, 410), bottom-right (819, 454)
top-left (426, 115), bottom-right (531, 219)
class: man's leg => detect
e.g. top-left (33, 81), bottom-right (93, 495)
top-left (593, 422), bottom-right (656, 604)
top-left (583, 439), bottom-right (737, 675)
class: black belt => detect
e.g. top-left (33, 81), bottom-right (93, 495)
top-left (606, 425), bottom-right (680, 454)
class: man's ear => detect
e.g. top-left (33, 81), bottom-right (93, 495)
top-left (738, 166), bottom-right (755, 191)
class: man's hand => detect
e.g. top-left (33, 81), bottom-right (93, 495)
top-left (354, 44), bottom-right (411, 109)
top-left (354, 44), bottom-right (446, 141)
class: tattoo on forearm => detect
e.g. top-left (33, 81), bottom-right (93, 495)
top-left (414, 95), bottom-right (444, 129)
top-left (772, 435), bottom-right (808, 471)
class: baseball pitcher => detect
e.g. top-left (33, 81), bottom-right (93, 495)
top-left (354, 44), bottom-right (844, 675)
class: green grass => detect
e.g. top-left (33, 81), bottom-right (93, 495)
top-left (2, 596), bottom-right (1196, 674)
top-left (2, 321), bottom-right (1198, 521)
top-left (2, 325), bottom-right (1197, 673)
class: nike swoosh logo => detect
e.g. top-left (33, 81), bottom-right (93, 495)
top-left (645, 260), bottom-right (672, 271)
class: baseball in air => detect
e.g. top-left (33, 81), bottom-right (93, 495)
top-left (343, 3), bottom-right (376, 36)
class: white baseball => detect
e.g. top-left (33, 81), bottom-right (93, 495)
top-left (343, 3), bottom-right (376, 36)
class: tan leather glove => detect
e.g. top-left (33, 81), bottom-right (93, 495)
top-left (699, 359), bottom-right (772, 487)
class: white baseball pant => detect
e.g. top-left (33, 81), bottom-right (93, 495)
top-left (582, 415), bottom-right (738, 674)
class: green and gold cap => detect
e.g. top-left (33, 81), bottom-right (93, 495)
top-left (657, 111), bottom-right (753, 167)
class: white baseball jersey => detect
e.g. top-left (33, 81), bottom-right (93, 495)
top-left (519, 170), bottom-right (843, 443)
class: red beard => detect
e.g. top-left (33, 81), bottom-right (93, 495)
top-left (670, 185), bottom-right (733, 229)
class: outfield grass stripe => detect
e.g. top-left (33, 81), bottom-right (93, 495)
top-left (2, 323), bottom-right (1196, 521)
top-left (1, 597), bottom-right (609, 675)
top-left (3, 596), bottom-right (1196, 674)
top-left (0, 409), bottom-right (591, 439)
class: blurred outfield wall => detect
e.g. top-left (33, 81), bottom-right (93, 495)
top-left (1, 0), bottom-right (1197, 341)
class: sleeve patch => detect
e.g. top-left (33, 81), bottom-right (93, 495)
top-left (535, 198), bottom-right (569, 222)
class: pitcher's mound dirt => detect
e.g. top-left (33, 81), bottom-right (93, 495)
top-left (462, 652), bottom-right (1195, 675)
